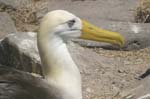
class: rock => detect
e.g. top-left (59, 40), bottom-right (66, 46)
top-left (120, 77), bottom-right (150, 99)
top-left (0, 12), bottom-right (17, 38)
top-left (47, 0), bottom-right (140, 22)
top-left (0, 32), bottom-right (42, 75)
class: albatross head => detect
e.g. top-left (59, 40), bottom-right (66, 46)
top-left (39, 10), bottom-right (124, 46)
top-left (37, 10), bottom-right (125, 99)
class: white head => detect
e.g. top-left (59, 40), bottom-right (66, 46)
top-left (39, 10), bottom-right (124, 46)
top-left (39, 10), bottom-right (82, 41)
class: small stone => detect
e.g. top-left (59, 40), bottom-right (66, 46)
top-left (86, 88), bottom-right (92, 93)
top-left (118, 69), bottom-right (124, 73)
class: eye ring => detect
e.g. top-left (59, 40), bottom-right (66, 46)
top-left (67, 19), bottom-right (76, 28)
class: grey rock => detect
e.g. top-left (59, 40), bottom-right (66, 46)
top-left (0, 32), bottom-right (42, 75)
top-left (0, 12), bottom-right (17, 39)
top-left (47, 0), bottom-right (140, 22)
top-left (120, 77), bottom-right (150, 99)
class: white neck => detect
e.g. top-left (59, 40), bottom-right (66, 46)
top-left (37, 33), bottom-right (82, 99)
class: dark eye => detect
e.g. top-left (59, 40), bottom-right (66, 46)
top-left (67, 19), bottom-right (76, 28)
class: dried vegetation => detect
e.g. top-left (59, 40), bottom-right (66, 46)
top-left (135, 0), bottom-right (150, 23)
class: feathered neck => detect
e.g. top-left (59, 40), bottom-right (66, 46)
top-left (37, 31), bottom-right (82, 99)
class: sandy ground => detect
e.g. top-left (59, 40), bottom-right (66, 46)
top-left (73, 46), bottom-right (150, 99)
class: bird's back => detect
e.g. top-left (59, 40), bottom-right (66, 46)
top-left (0, 65), bottom-right (62, 99)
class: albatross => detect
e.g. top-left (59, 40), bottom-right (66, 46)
top-left (0, 10), bottom-right (124, 99)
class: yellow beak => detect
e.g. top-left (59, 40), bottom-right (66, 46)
top-left (80, 20), bottom-right (124, 46)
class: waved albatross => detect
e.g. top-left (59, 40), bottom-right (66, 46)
top-left (0, 10), bottom-right (124, 99)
